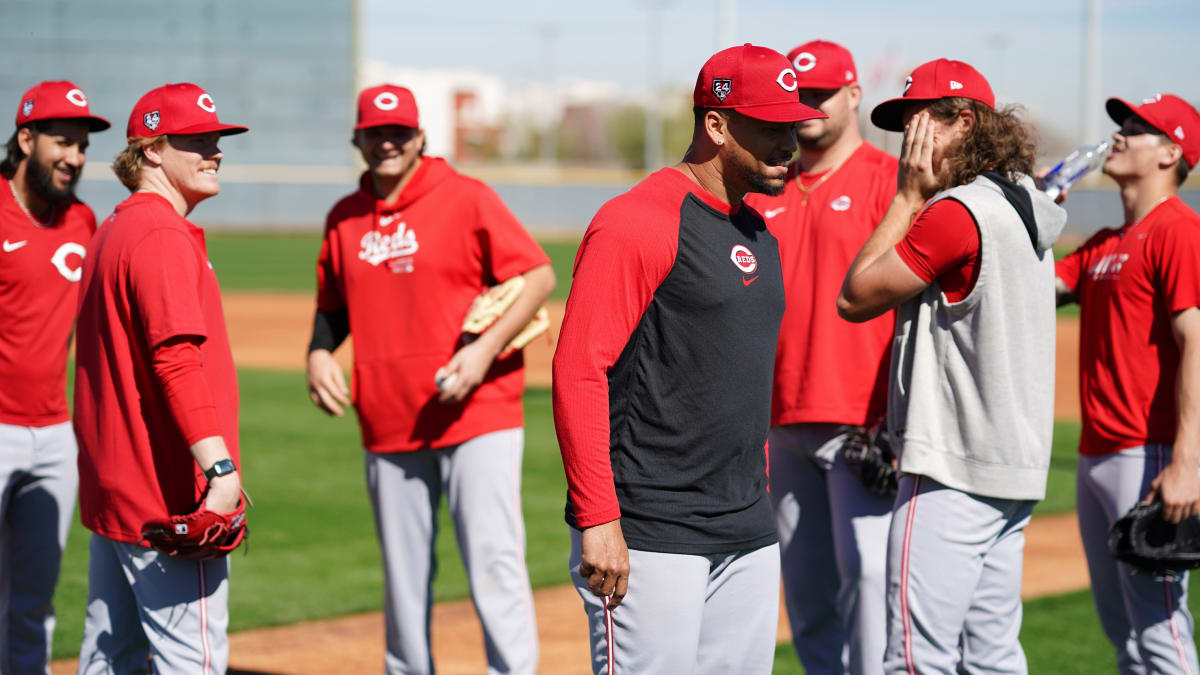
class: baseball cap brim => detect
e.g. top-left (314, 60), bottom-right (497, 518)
top-left (354, 117), bottom-right (419, 131)
top-left (1105, 98), bottom-right (1139, 127)
top-left (25, 112), bottom-right (111, 132)
top-left (870, 97), bottom-right (927, 132)
top-left (168, 121), bottom-right (249, 137)
top-left (733, 101), bottom-right (827, 123)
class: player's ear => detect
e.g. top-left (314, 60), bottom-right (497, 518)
top-left (704, 110), bottom-right (728, 147)
top-left (956, 106), bottom-right (976, 134)
top-left (141, 137), bottom-right (166, 167)
top-left (16, 126), bottom-right (35, 157)
top-left (1158, 141), bottom-right (1184, 172)
top-left (846, 83), bottom-right (863, 112)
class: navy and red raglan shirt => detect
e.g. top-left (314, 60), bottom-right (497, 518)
top-left (553, 167), bottom-right (785, 555)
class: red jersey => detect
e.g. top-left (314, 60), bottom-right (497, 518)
top-left (0, 174), bottom-right (95, 426)
top-left (1056, 196), bottom-right (1200, 455)
top-left (895, 197), bottom-right (981, 303)
top-left (317, 158), bottom-right (549, 452)
top-left (747, 142), bottom-right (898, 426)
top-left (74, 192), bottom-right (239, 543)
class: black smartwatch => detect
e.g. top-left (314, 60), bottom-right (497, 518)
top-left (203, 459), bottom-right (237, 482)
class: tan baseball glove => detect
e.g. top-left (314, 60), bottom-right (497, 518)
top-left (462, 276), bottom-right (550, 358)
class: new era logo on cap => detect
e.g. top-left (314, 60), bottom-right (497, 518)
top-left (693, 43), bottom-right (825, 123)
top-left (1106, 92), bottom-right (1200, 169)
top-left (13, 80), bottom-right (110, 131)
top-left (949, 80), bottom-right (964, 90)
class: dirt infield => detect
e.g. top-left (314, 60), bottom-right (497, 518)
top-left (49, 293), bottom-right (1088, 674)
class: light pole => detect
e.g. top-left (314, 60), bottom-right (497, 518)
top-left (644, 1), bottom-right (668, 171)
top-left (540, 23), bottom-right (559, 165)
top-left (1082, 0), bottom-right (1102, 146)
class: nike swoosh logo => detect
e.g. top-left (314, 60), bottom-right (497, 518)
top-left (2, 240), bottom-right (28, 252)
top-left (764, 207), bottom-right (787, 219)
top-left (743, 275), bottom-right (759, 286)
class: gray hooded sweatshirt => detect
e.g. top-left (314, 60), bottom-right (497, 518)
top-left (888, 172), bottom-right (1067, 501)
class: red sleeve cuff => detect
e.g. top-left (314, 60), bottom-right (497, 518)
top-left (895, 236), bottom-right (936, 283)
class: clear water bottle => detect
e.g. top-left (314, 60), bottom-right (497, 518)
top-left (1039, 141), bottom-right (1111, 200)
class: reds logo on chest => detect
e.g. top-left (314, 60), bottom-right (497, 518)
top-left (359, 219), bottom-right (419, 273)
top-left (730, 244), bottom-right (760, 286)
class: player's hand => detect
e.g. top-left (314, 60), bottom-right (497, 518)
top-left (307, 349), bottom-right (350, 417)
top-left (203, 471), bottom-right (243, 514)
top-left (897, 112), bottom-right (942, 202)
top-left (580, 520), bottom-right (630, 609)
top-left (1144, 460), bottom-right (1200, 523)
top-left (1035, 166), bottom-right (1069, 204)
top-left (436, 339), bottom-right (494, 404)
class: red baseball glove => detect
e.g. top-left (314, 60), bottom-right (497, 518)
top-left (141, 497), bottom-right (248, 561)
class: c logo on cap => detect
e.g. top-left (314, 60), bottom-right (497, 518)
top-left (777, 68), bottom-right (798, 92)
top-left (792, 52), bottom-right (817, 73)
top-left (903, 76), bottom-right (913, 95)
top-left (374, 92), bottom-right (400, 111)
top-left (196, 93), bottom-right (216, 113)
top-left (65, 89), bottom-right (88, 108)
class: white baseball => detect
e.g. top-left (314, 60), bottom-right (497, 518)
top-left (435, 368), bottom-right (458, 392)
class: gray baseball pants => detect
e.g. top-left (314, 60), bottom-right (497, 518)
top-left (365, 427), bottom-right (538, 675)
top-left (0, 420), bottom-right (78, 674)
top-left (76, 534), bottom-right (230, 675)
top-left (1077, 443), bottom-right (1200, 675)
top-left (883, 474), bottom-right (1034, 675)
top-left (769, 423), bottom-right (892, 675)
top-left (569, 529), bottom-right (780, 674)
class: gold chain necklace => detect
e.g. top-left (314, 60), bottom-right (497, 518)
top-left (8, 178), bottom-right (52, 227)
top-left (794, 146), bottom-right (857, 206)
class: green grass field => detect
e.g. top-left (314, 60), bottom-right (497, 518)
top-left (45, 233), bottom-right (1196, 669)
top-left (205, 232), bottom-right (580, 300)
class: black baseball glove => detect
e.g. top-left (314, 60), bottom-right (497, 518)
top-left (841, 423), bottom-right (898, 498)
top-left (1108, 501), bottom-right (1200, 574)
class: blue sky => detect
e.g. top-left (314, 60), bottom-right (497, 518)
top-left (362, 0), bottom-right (1200, 145)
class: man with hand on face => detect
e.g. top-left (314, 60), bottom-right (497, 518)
top-left (73, 82), bottom-right (248, 674)
top-left (747, 40), bottom-right (898, 675)
top-left (838, 60), bottom-right (1066, 673)
top-left (553, 44), bottom-right (825, 674)
top-left (306, 84), bottom-right (552, 675)
top-left (1056, 94), bottom-right (1200, 674)
top-left (0, 79), bottom-right (108, 674)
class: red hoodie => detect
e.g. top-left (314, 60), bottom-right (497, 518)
top-left (316, 157), bottom-right (549, 452)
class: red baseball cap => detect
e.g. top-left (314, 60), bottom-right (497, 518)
top-left (693, 44), bottom-right (827, 123)
top-left (870, 59), bottom-right (995, 132)
top-left (15, 80), bottom-right (110, 132)
top-left (1106, 93), bottom-right (1200, 169)
top-left (126, 83), bottom-right (248, 139)
top-left (786, 40), bottom-right (858, 90)
top-left (355, 85), bottom-right (419, 130)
